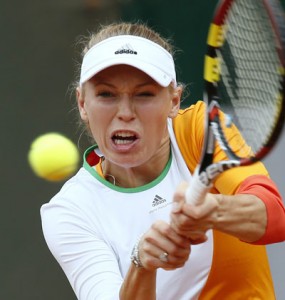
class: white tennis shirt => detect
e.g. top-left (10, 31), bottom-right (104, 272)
top-left (41, 120), bottom-right (213, 300)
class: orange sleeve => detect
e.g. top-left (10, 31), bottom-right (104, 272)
top-left (237, 174), bottom-right (285, 244)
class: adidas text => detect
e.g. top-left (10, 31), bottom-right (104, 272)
top-left (115, 49), bottom-right (137, 55)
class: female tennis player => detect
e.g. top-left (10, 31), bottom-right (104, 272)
top-left (40, 22), bottom-right (285, 299)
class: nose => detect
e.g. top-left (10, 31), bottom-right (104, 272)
top-left (116, 95), bottom-right (135, 121)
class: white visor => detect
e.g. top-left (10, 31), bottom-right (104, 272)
top-left (80, 35), bottom-right (177, 87)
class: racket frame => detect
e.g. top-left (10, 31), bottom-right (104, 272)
top-left (186, 0), bottom-right (285, 204)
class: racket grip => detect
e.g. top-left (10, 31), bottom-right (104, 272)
top-left (186, 169), bottom-right (212, 205)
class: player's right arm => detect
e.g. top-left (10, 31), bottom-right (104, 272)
top-left (119, 220), bottom-right (191, 299)
top-left (41, 200), bottom-right (123, 300)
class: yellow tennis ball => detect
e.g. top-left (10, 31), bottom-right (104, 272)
top-left (28, 132), bottom-right (80, 182)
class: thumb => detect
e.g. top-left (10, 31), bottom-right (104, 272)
top-left (171, 181), bottom-right (189, 213)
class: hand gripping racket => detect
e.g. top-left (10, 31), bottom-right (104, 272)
top-left (186, 0), bottom-right (285, 205)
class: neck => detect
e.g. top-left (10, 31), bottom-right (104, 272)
top-left (102, 147), bottom-right (170, 188)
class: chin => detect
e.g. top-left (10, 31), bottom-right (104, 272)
top-left (111, 154), bottom-right (147, 169)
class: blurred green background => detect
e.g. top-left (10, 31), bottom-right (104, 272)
top-left (1, 0), bottom-right (284, 299)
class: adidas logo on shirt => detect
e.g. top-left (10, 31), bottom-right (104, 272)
top-left (115, 43), bottom-right (138, 55)
top-left (152, 195), bottom-right (167, 207)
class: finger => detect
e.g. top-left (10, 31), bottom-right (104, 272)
top-left (181, 193), bottom-right (218, 219)
top-left (141, 226), bottom-right (190, 268)
top-left (140, 223), bottom-right (191, 270)
top-left (151, 221), bottom-right (191, 250)
top-left (189, 235), bottom-right (208, 245)
top-left (141, 241), bottom-right (190, 269)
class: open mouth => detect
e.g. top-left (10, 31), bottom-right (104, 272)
top-left (112, 131), bottom-right (138, 145)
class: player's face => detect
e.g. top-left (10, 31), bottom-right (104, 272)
top-left (77, 65), bottom-right (180, 168)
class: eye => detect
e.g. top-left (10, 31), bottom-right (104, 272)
top-left (137, 91), bottom-right (155, 97)
top-left (97, 91), bottom-right (114, 98)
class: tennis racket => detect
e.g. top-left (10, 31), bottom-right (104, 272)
top-left (186, 0), bottom-right (285, 205)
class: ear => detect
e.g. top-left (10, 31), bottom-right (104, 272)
top-left (168, 86), bottom-right (182, 118)
top-left (76, 87), bottom-right (88, 122)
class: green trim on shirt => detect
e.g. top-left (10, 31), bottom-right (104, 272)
top-left (83, 145), bottom-right (172, 193)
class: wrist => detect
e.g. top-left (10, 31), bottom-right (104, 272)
top-left (131, 236), bottom-right (144, 268)
top-left (211, 193), bottom-right (225, 230)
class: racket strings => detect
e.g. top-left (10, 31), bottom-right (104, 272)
top-left (218, 0), bottom-right (283, 154)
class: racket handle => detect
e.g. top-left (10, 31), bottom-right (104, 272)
top-left (186, 169), bottom-right (212, 205)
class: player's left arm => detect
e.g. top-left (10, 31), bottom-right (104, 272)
top-left (208, 138), bottom-right (285, 244)
top-left (237, 174), bottom-right (285, 244)
top-left (213, 118), bottom-right (285, 244)
top-left (172, 103), bottom-right (285, 245)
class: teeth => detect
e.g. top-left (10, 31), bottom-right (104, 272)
top-left (114, 131), bottom-right (134, 138)
top-left (113, 131), bottom-right (136, 145)
top-left (114, 139), bottom-right (132, 145)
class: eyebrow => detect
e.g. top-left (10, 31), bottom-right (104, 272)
top-left (93, 81), bottom-right (114, 88)
top-left (92, 79), bottom-right (159, 89)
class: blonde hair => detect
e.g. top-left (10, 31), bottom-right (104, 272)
top-left (81, 22), bottom-right (175, 57)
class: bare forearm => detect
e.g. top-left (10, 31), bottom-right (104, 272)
top-left (171, 184), bottom-right (268, 244)
top-left (213, 193), bottom-right (267, 242)
top-left (119, 265), bottom-right (157, 300)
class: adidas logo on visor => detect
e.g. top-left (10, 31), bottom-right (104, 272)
top-left (115, 43), bottom-right (137, 55)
